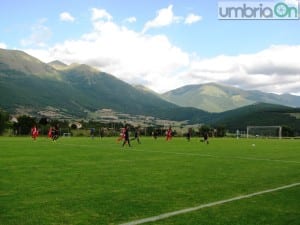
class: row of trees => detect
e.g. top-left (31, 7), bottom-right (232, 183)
top-left (0, 110), bottom-right (9, 134)
top-left (0, 110), bottom-right (227, 137)
top-left (0, 109), bottom-right (296, 137)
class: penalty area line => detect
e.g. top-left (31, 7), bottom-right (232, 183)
top-left (119, 182), bottom-right (300, 225)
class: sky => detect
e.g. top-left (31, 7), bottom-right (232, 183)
top-left (1, 0), bottom-right (300, 95)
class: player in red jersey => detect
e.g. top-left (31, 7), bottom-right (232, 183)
top-left (31, 125), bottom-right (39, 140)
top-left (166, 126), bottom-right (172, 141)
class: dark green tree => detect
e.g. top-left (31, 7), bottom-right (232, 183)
top-left (198, 125), bottom-right (211, 137)
top-left (215, 125), bottom-right (226, 137)
top-left (39, 117), bottom-right (49, 126)
top-left (282, 126), bottom-right (294, 137)
top-left (0, 110), bottom-right (9, 135)
top-left (16, 115), bottom-right (36, 135)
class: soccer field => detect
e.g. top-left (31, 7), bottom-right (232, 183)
top-left (0, 136), bottom-right (299, 225)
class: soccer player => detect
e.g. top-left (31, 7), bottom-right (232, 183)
top-left (117, 128), bottom-right (125, 142)
top-left (131, 127), bottom-right (141, 144)
top-left (203, 132), bottom-right (209, 144)
top-left (31, 125), bottom-right (39, 140)
top-left (152, 130), bottom-right (158, 139)
top-left (52, 124), bottom-right (59, 141)
top-left (186, 128), bottom-right (192, 141)
top-left (166, 126), bottom-right (172, 141)
top-left (122, 125), bottom-right (131, 147)
top-left (90, 128), bottom-right (95, 139)
top-left (48, 126), bottom-right (53, 139)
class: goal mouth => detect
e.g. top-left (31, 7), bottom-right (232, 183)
top-left (246, 126), bottom-right (282, 139)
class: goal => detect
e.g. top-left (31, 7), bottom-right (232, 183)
top-left (246, 126), bottom-right (282, 139)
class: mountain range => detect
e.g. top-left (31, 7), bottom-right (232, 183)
top-left (0, 48), bottom-right (300, 130)
top-left (162, 83), bottom-right (300, 113)
top-left (0, 48), bottom-right (208, 123)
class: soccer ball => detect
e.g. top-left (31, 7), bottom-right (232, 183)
top-left (252, 143), bottom-right (256, 147)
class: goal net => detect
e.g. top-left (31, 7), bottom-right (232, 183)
top-left (246, 126), bottom-right (282, 139)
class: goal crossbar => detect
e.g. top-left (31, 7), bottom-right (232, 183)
top-left (246, 126), bottom-right (282, 139)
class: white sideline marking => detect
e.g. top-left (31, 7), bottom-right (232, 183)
top-left (132, 149), bottom-right (300, 164)
top-left (120, 182), bottom-right (300, 225)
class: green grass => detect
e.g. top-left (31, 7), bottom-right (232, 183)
top-left (0, 136), bottom-right (299, 225)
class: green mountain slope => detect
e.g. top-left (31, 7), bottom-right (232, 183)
top-left (0, 48), bottom-right (61, 79)
top-left (1, 48), bottom-right (299, 131)
top-left (0, 48), bottom-right (209, 122)
top-left (162, 83), bottom-right (300, 112)
top-left (59, 64), bottom-right (211, 122)
top-left (48, 60), bottom-right (68, 70)
top-left (0, 68), bottom-right (89, 117)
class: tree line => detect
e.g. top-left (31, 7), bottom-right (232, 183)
top-left (0, 110), bottom-right (227, 138)
top-left (0, 109), bottom-right (297, 137)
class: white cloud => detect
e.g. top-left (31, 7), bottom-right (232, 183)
top-left (142, 5), bottom-right (181, 33)
top-left (26, 10), bottom-right (189, 93)
top-left (60, 12), bottom-right (75, 22)
top-left (91, 8), bottom-right (112, 21)
top-left (20, 18), bottom-right (52, 48)
top-left (124, 17), bottom-right (137, 23)
top-left (0, 42), bottom-right (7, 49)
top-left (24, 8), bottom-right (300, 95)
top-left (185, 45), bottom-right (300, 94)
top-left (184, 13), bottom-right (202, 24)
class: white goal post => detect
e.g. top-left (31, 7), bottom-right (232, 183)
top-left (246, 126), bottom-right (282, 139)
